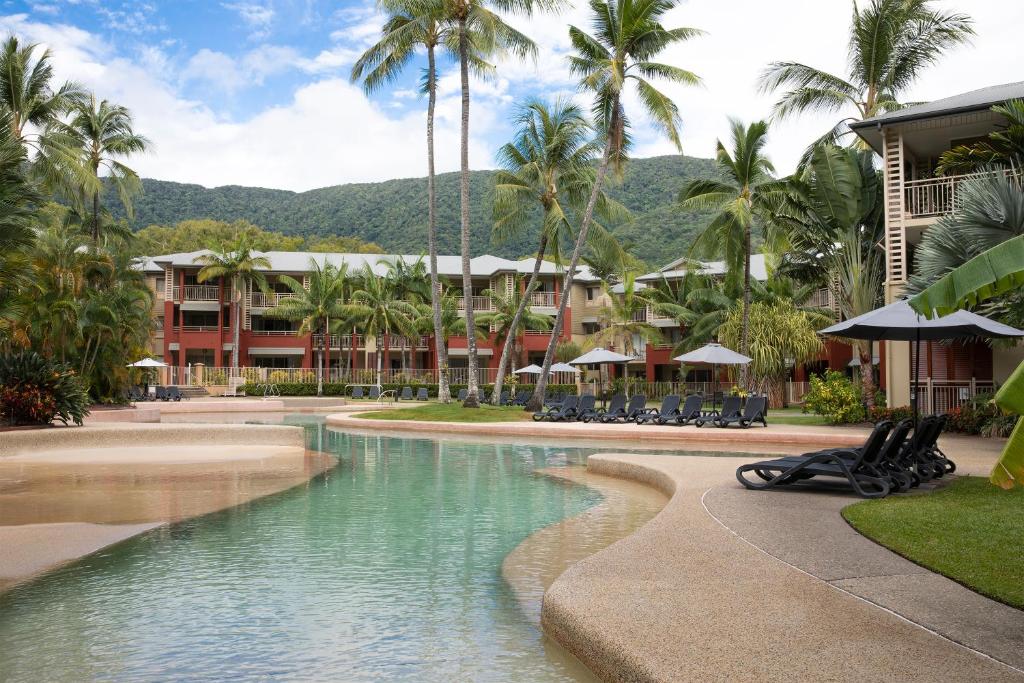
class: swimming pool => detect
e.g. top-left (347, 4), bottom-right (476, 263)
top-left (0, 417), bottom-right (656, 681)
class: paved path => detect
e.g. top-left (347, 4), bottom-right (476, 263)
top-left (542, 450), bottom-right (1023, 682)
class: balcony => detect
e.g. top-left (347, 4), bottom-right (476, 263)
top-left (904, 169), bottom-right (1018, 220)
top-left (180, 325), bottom-right (229, 333)
top-left (172, 285), bottom-right (223, 302)
top-left (250, 329), bottom-right (300, 336)
top-left (804, 288), bottom-right (834, 310)
top-left (250, 292), bottom-right (298, 308)
top-left (529, 291), bottom-right (557, 307)
top-left (456, 296), bottom-right (492, 312)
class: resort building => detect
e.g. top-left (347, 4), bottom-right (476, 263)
top-left (850, 80), bottom-right (1024, 409)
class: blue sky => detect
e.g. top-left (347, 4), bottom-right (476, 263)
top-left (2, 0), bottom-right (1020, 191)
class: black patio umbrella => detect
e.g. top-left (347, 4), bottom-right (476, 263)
top-left (819, 299), bottom-right (1024, 423)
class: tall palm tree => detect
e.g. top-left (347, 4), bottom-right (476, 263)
top-left (477, 278), bottom-right (552, 374)
top-left (681, 119), bottom-right (775, 384)
top-left (526, 0), bottom-right (701, 411)
top-left (348, 263), bottom-right (419, 385)
top-left (351, 2), bottom-right (471, 403)
top-left (644, 269), bottom-right (731, 355)
top-left (449, 0), bottom-right (550, 407)
top-left (0, 116), bottom-right (41, 343)
top-left (591, 272), bottom-right (663, 356)
top-left (490, 98), bottom-right (623, 404)
top-left (194, 236), bottom-right (271, 371)
top-left (382, 256), bottom-right (430, 371)
top-left (59, 96), bottom-right (150, 243)
top-left (758, 0), bottom-right (973, 156)
top-left (266, 259), bottom-right (351, 396)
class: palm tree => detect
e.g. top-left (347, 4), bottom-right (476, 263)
top-left (0, 117), bottom-right (41, 344)
top-left (266, 259), bottom-right (351, 396)
top-left (644, 269), bottom-right (731, 355)
top-left (477, 278), bottom-right (552, 375)
top-left (449, 0), bottom-right (550, 407)
top-left (937, 100), bottom-right (1024, 176)
top-left (527, 0), bottom-right (702, 412)
top-left (490, 98), bottom-right (623, 404)
top-left (351, 1), bottom-right (469, 403)
top-left (681, 119), bottom-right (775, 385)
top-left (758, 0), bottom-right (973, 156)
top-left (348, 263), bottom-right (419, 385)
top-left (59, 95), bottom-right (150, 244)
top-left (194, 236), bottom-right (271, 371)
top-left (591, 273), bottom-right (663, 356)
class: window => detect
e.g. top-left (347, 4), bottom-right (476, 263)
top-left (155, 278), bottom-right (165, 296)
top-left (586, 287), bottom-right (596, 301)
top-left (582, 322), bottom-right (600, 335)
top-left (154, 315), bottom-right (164, 332)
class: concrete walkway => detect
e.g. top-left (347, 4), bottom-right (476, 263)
top-left (542, 451), bottom-right (1023, 682)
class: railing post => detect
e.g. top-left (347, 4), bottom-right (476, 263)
top-left (925, 377), bottom-right (933, 414)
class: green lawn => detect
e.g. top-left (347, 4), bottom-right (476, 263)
top-left (354, 403), bottom-right (533, 423)
top-left (843, 477), bottom-right (1024, 609)
top-left (769, 407), bottom-right (831, 426)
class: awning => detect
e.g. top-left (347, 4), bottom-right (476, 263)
top-left (247, 347), bottom-right (306, 356)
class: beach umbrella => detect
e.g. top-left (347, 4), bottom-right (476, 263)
top-left (819, 299), bottom-right (1024, 422)
top-left (674, 343), bottom-right (752, 416)
top-left (569, 348), bottom-right (634, 407)
top-left (127, 358), bottom-right (168, 367)
top-left (549, 362), bottom-right (580, 373)
top-left (513, 364), bottom-right (543, 374)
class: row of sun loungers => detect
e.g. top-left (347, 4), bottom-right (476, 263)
top-left (129, 385), bottom-right (185, 401)
top-left (735, 415), bottom-right (955, 499)
top-left (530, 393), bottom-right (769, 427)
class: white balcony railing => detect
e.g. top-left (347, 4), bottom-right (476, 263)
top-left (250, 292), bottom-right (298, 308)
top-left (804, 288), bottom-right (833, 310)
top-left (250, 329), bottom-right (300, 336)
top-left (529, 291), bottom-right (557, 307)
top-left (904, 169), bottom-right (1018, 219)
top-left (172, 285), bottom-right (222, 302)
top-left (456, 296), bottom-right (492, 312)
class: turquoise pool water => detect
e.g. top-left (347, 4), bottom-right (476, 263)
top-left (0, 418), bottom-right (609, 682)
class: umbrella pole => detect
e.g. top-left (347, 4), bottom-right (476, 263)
top-left (913, 330), bottom-right (921, 426)
top-left (713, 363), bottom-right (718, 416)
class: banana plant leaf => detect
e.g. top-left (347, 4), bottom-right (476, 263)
top-left (991, 359), bottom-right (1024, 489)
top-left (910, 235), bottom-right (1024, 318)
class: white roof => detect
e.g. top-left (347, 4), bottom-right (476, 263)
top-left (636, 254), bottom-right (769, 284)
top-left (142, 249), bottom-right (596, 280)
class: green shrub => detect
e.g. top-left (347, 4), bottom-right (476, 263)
top-left (946, 392), bottom-right (1019, 437)
top-left (803, 371), bottom-right (865, 424)
top-left (0, 351), bottom-right (90, 426)
top-left (869, 405), bottom-right (915, 423)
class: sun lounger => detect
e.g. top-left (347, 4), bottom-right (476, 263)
top-left (601, 394), bottom-right (646, 423)
top-left (704, 395), bottom-right (741, 427)
top-left (166, 386), bottom-right (183, 401)
top-left (636, 394), bottom-right (682, 425)
top-left (511, 389), bottom-right (530, 406)
top-left (715, 396), bottom-right (767, 428)
top-left (735, 420), bottom-right (903, 498)
top-left (498, 390), bottom-right (510, 406)
top-left (400, 386), bottom-right (413, 400)
top-left (575, 394), bottom-right (599, 422)
top-left (533, 395), bottom-right (578, 422)
top-left (416, 388), bottom-right (428, 401)
top-left (457, 388), bottom-right (468, 401)
top-left (673, 395), bottom-right (704, 425)
top-left (589, 394), bottom-right (625, 423)
top-left (352, 386), bottom-right (364, 399)
top-left (128, 386), bottom-right (147, 402)
top-left (369, 386), bottom-right (381, 400)
top-left (154, 386), bottom-right (168, 401)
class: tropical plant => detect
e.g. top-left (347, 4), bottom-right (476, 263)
top-left (802, 370), bottom-right (865, 424)
top-left (0, 120), bottom-right (41, 342)
top-left (554, 340), bottom-right (582, 363)
top-left (590, 273), bottom-right (662, 356)
top-left (682, 119), bottom-right (776, 383)
top-left (348, 262), bottom-right (419, 385)
top-left (477, 278), bottom-right (552, 380)
top-left (194, 236), bottom-right (271, 370)
top-left (936, 100), bottom-right (1024, 176)
top-left (265, 259), bottom-right (351, 396)
top-left (719, 300), bottom-right (823, 406)
top-left (0, 350), bottom-right (90, 426)
top-left (644, 269), bottom-right (731, 354)
top-left (758, 0), bottom-right (973, 158)
top-left (768, 144), bottom-right (885, 404)
top-left (52, 95), bottom-right (150, 244)
top-left (527, 0), bottom-right (702, 412)
top-left (490, 98), bottom-right (625, 404)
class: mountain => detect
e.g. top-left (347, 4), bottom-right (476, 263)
top-left (108, 154), bottom-right (717, 266)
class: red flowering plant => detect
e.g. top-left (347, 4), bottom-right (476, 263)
top-left (0, 352), bottom-right (89, 426)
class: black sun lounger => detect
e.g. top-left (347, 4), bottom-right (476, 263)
top-left (511, 389), bottom-right (530, 406)
top-left (589, 394), bottom-right (625, 423)
top-left (457, 388), bottom-right (468, 401)
top-left (735, 420), bottom-right (901, 498)
top-left (400, 386), bottom-right (413, 400)
top-left (636, 394), bottom-right (682, 425)
top-left (715, 396), bottom-right (767, 428)
top-left (533, 394), bottom-right (578, 422)
top-left (673, 395), bottom-right (704, 425)
top-left (575, 394), bottom-right (599, 422)
top-left (416, 387), bottom-right (429, 401)
top-left (352, 386), bottom-right (364, 399)
top-left (601, 394), bottom-right (646, 423)
top-left (703, 395), bottom-right (741, 427)
top-left (369, 386), bottom-right (381, 400)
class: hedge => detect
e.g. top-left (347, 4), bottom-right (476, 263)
top-left (240, 382), bottom-right (581, 398)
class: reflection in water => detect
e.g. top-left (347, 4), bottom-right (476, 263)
top-left (0, 418), bottom-right (661, 682)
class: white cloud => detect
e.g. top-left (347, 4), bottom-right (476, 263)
top-left (222, 1), bottom-right (274, 40)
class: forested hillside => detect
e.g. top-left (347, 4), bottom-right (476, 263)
top-left (109, 154), bottom-right (717, 265)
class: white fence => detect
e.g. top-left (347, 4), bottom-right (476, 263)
top-left (914, 380), bottom-right (995, 414)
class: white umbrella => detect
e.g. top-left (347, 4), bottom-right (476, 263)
top-left (549, 362), bottom-right (580, 373)
top-left (674, 343), bottom-right (751, 415)
top-left (569, 347), bottom-right (634, 407)
top-left (127, 358), bottom-right (168, 367)
top-left (513, 364), bottom-right (543, 375)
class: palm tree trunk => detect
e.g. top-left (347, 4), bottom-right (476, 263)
top-left (527, 103), bottom-right (618, 412)
top-left (457, 16), bottom-right (480, 408)
top-left (491, 234), bottom-right (548, 404)
top-left (232, 283), bottom-right (241, 370)
top-left (92, 190), bottom-right (100, 244)
top-left (317, 322), bottom-right (324, 397)
top-left (426, 47), bottom-right (451, 403)
top-left (740, 222), bottom-right (751, 387)
top-left (861, 341), bottom-right (877, 410)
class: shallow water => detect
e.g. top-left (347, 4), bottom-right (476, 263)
top-left (0, 417), bottom-right (657, 682)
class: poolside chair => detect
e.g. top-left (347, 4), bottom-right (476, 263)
top-left (703, 396), bottom-right (741, 428)
top-left (673, 395), bottom-right (704, 426)
top-left (155, 386), bottom-right (168, 401)
top-left (544, 392), bottom-right (564, 409)
top-left (735, 420), bottom-right (899, 499)
top-left (457, 388), bottom-right (468, 402)
top-left (636, 394), bottom-right (682, 425)
top-left (416, 388), bottom-right (429, 401)
top-left (400, 386), bottom-right (413, 401)
top-left (511, 389), bottom-right (530, 406)
top-left (369, 386), bottom-right (381, 400)
top-left (166, 386), bottom-right (183, 401)
top-left (128, 386), bottom-right (147, 402)
top-left (575, 394), bottom-right (599, 422)
top-left (533, 395), bottom-right (578, 422)
top-left (897, 415), bottom-right (952, 482)
top-left (715, 396), bottom-right (767, 428)
top-left (352, 386), bottom-right (364, 399)
top-left (601, 394), bottom-right (646, 423)
top-left (589, 394), bottom-right (625, 423)
top-left (498, 390), bottom-right (510, 406)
